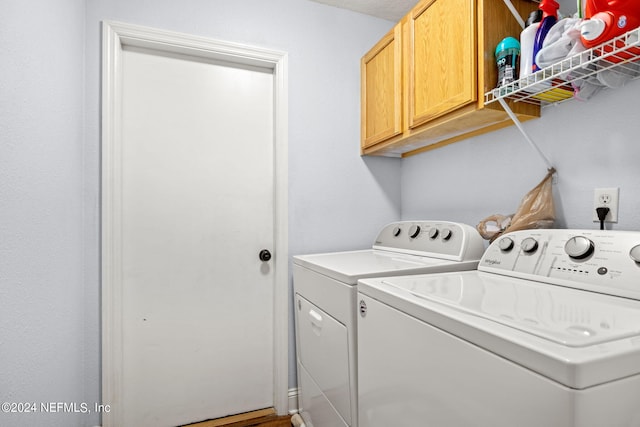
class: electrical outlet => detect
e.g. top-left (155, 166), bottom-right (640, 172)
top-left (593, 187), bottom-right (619, 222)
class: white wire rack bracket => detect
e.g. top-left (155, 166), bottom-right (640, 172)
top-left (487, 26), bottom-right (640, 173)
top-left (497, 98), bottom-right (555, 172)
top-left (502, 0), bottom-right (526, 30)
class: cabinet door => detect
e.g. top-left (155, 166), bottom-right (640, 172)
top-left (409, 0), bottom-right (477, 128)
top-left (361, 24), bottom-right (402, 149)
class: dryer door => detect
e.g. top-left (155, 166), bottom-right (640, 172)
top-left (296, 294), bottom-right (352, 425)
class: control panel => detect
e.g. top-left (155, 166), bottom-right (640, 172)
top-left (479, 229), bottom-right (640, 300)
top-left (373, 221), bottom-right (486, 262)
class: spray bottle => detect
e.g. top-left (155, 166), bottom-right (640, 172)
top-left (532, 0), bottom-right (560, 72)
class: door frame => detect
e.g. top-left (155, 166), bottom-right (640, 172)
top-left (101, 21), bottom-right (289, 426)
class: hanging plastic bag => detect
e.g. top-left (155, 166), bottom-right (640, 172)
top-left (477, 168), bottom-right (556, 242)
top-left (477, 214), bottom-right (513, 241)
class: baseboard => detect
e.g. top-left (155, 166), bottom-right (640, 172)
top-left (288, 387), bottom-right (300, 415)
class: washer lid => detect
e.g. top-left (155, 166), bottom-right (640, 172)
top-left (293, 249), bottom-right (477, 285)
top-left (384, 272), bottom-right (640, 348)
top-left (358, 271), bottom-right (640, 389)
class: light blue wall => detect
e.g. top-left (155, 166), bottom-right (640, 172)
top-left (401, 0), bottom-right (640, 232)
top-left (0, 1), bottom-right (88, 427)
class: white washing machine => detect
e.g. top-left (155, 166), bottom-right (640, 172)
top-left (293, 221), bottom-right (485, 427)
top-left (357, 229), bottom-right (640, 427)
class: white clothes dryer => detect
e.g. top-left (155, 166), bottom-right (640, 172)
top-left (293, 221), bottom-right (485, 427)
top-left (357, 229), bottom-right (640, 427)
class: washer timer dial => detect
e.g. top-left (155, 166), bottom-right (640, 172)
top-left (565, 236), bottom-right (595, 259)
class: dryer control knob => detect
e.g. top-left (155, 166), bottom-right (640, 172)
top-left (441, 228), bottom-right (452, 241)
top-left (409, 225), bottom-right (420, 239)
top-left (408, 225), bottom-right (421, 239)
top-left (392, 226), bottom-right (402, 237)
top-left (428, 228), bottom-right (439, 239)
top-left (521, 237), bottom-right (539, 253)
top-left (565, 236), bottom-right (594, 259)
top-left (498, 237), bottom-right (514, 251)
top-left (629, 244), bottom-right (640, 263)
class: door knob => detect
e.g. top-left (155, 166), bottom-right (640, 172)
top-left (259, 249), bottom-right (272, 262)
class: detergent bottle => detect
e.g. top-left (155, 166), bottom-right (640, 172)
top-left (519, 10), bottom-right (542, 80)
top-left (532, 0), bottom-right (560, 72)
top-left (580, 0), bottom-right (640, 49)
top-left (495, 37), bottom-right (520, 88)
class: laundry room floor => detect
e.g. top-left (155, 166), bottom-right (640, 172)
top-left (182, 408), bottom-right (292, 427)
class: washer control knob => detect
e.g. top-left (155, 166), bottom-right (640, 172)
top-left (392, 226), bottom-right (401, 237)
top-left (630, 244), bottom-right (640, 263)
top-left (441, 228), bottom-right (452, 241)
top-left (408, 225), bottom-right (421, 239)
top-left (565, 236), bottom-right (595, 259)
top-left (498, 237), bottom-right (515, 251)
top-left (521, 237), bottom-right (539, 253)
top-left (428, 228), bottom-right (439, 239)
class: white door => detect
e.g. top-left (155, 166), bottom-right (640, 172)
top-left (101, 22), bottom-right (288, 427)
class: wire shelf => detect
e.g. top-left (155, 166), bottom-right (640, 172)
top-left (485, 26), bottom-right (640, 106)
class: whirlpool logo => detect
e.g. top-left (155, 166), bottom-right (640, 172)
top-left (484, 259), bottom-right (502, 265)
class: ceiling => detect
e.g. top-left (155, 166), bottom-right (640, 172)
top-left (308, 0), bottom-right (415, 21)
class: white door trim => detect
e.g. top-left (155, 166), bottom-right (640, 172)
top-left (101, 21), bottom-right (289, 426)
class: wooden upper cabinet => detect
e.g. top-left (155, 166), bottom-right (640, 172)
top-left (361, 0), bottom-right (541, 157)
top-left (361, 24), bottom-right (402, 149)
top-left (409, 0), bottom-right (476, 128)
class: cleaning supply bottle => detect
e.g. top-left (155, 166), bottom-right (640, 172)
top-left (519, 10), bottom-right (542, 80)
top-left (580, 0), bottom-right (640, 59)
top-left (495, 37), bottom-right (520, 88)
top-left (532, 0), bottom-right (559, 72)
